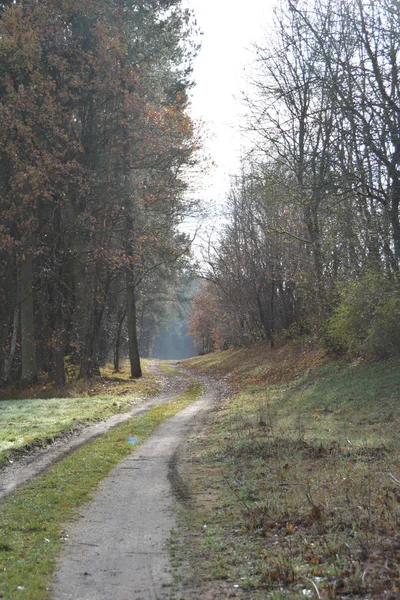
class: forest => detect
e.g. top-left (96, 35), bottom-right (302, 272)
top-left (189, 0), bottom-right (400, 359)
top-left (1, 0), bottom-right (400, 390)
top-left (1, 3), bottom-right (400, 596)
top-left (0, 0), bottom-right (200, 386)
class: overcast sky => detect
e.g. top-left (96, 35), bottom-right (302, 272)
top-left (184, 0), bottom-right (274, 208)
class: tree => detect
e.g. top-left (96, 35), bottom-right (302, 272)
top-left (193, 0), bottom-right (400, 353)
top-left (192, 165), bottom-right (309, 350)
top-left (245, 1), bottom-right (348, 314)
top-left (285, 0), bottom-right (400, 272)
top-left (0, 0), bottom-right (200, 384)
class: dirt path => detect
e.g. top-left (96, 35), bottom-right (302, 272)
top-left (52, 376), bottom-right (217, 600)
top-left (0, 362), bottom-right (189, 502)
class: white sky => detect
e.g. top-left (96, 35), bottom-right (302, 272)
top-left (184, 0), bottom-right (274, 209)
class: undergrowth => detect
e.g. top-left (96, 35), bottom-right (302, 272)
top-left (178, 344), bottom-right (400, 599)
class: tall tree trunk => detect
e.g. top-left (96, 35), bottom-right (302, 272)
top-left (270, 278), bottom-right (275, 349)
top-left (79, 306), bottom-right (102, 379)
top-left (114, 308), bottom-right (127, 372)
top-left (4, 303), bottom-right (19, 382)
top-left (126, 268), bottom-right (142, 378)
top-left (54, 306), bottom-right (66, 387)
top-left (120, 54), bottom-right (141, 378)
top-left (19, 250), bottom-right (37, 383)
top-left (391, 176), bottom-right (400, 268)
top-left (304, 201), bottom-right (327, 314)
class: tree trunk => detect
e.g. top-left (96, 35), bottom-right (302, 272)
top-left (304, 201), bottom-right (327, 314)
top-left (391, 176), bottom-right (400, 268)
top-left (270, 278), bottom-right (275, 349)
top-left (54, 307), bottom-right (66, 387)
top-left (126, 268), bottom-right (142, 378)
top-left (19, 250), bottom-right (37, 383)
top-left (114, 308), bottom-right (127, 372)
top-left (54, 345), bottom-right (66, 386)
top-left (4, 303), bottom-right (19, 382)
top-left (79, 307), bottom-right (102, 379)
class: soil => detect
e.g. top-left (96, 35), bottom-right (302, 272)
top-left (168, 382), bottom-right (247, 600)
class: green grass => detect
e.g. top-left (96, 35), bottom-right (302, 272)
top-left (0, 362), bottom-right (159, 467)
top-left (0, 380), bottom-right (203, 600)
top-left (234, 358), bottom-right (400, 449)
top-left (177, 345), bottom-right (400, 599)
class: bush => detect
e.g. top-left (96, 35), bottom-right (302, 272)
top-left (327, 269), bottom-right (400, 358)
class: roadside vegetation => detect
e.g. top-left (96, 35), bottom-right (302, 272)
top-left (0, 368), bottom-right (203, 600)
top-left (0, 361), bottom-right (159, 468)
top-left (177, 343), bottom-right (400, 599)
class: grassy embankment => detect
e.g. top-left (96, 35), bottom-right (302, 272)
top-left (0, 362), bottom-right (203, 599)
top-left (177, 343), bottom-right (400, 599)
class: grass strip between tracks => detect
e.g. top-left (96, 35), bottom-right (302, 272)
top-left (0, 380), bottom-right (203, 600)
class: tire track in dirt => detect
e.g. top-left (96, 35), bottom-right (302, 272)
top-left (52, 376), bottom-right (218, 600)
top-left (0, 362), bottom-right (188, 502)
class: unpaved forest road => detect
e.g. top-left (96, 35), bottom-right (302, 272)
top-left (50, 365), bottom-right (219, 600)
top-left (0, 363), bottom-right (189, 501)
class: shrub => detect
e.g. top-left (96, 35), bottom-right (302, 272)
top-left (327, 269), bottom-right (400, 358)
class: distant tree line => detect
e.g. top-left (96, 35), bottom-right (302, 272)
top-left (189, 0), bottom-right (400, 358)
top-left (0, 0), bottom-right (199, 384)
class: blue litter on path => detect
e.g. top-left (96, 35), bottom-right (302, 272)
top-left (127, 436), bottom-right (139, 446)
